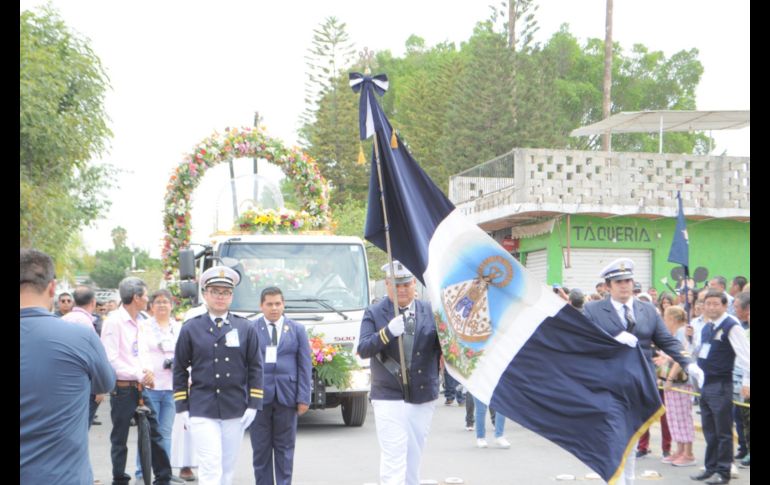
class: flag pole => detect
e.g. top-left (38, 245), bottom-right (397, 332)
top-left (371, 130), bottom-right (411, 401)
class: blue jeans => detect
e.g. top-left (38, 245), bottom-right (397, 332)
top-left (136, 389), bottom-right (174, 477)
top-left (474, 396), bottom-right (505, 439)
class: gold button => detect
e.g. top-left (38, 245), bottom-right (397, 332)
top-left (214, 358), bottom-right (218, 362)
top-left (225, 357), bottom-right (229, 362)
top-left (216, 389), bottom-right (220, 394)
top-left (216, 374), bottom-right (220, 378)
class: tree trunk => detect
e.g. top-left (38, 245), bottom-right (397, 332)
top-left (508, 0), bottom-right (517, 51)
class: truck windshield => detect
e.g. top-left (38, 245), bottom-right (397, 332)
top-left (220, 242), bottom-right (369, 313)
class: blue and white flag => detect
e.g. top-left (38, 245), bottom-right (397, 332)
top-left (353, 72), bottom-right (663, 483)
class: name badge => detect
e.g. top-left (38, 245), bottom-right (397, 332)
top-left (698, 343), bottom-right (711, 359)
top-left (265, 346), bottom-right (277, 364)
top-left (225, 329), bottom-right (240, 347)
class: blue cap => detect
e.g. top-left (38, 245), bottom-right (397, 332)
top-left (599, 258), bottom-right (634, 281)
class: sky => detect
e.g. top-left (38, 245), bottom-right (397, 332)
top-left (20, 0), bottom-right (750, 259)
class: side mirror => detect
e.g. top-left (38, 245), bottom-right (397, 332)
top-left (179, 249), bottom-right (196, 281)
top-left (180, 280), bottom-right (199, 300)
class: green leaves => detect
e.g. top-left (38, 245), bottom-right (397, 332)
top-left (20, 6), bottom-right (113, 266)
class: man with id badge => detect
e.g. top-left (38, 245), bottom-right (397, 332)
top-left (690, 290), bottom-right (750, 484)
top-left (249, 286), bottom-right (312, 485)
top-left (173, 266), bottom-right (264, 485)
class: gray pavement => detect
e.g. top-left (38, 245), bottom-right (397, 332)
top-left (88, 399), bottom-right (750, 484)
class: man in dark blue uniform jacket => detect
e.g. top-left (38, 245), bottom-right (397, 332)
top-left (173, 265), bottom-right (263, 485)
top-left (358, 261), bottom-right (441, 485)
top-left (250, 286), bottom-right (312, 485)
top-left (583, 257), bottom-right (703, 485)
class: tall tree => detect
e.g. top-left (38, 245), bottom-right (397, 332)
top-left (437, 22), bottom-right (517, 179)
top-left (299, 17), bottom-right (363, 204)
top-left (20, 6), bottom-right (114, 264)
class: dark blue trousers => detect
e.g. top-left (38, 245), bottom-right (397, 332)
top-left (443, 369), bottom-right (464, 402)
top-left (88, 394), bottom-right (100, 428)
top-left (700, 381), bottom-right (734, 478)
top-left (109, 386), bottom-right (171, 485)
top-left (250, 402), bottom-right (298, 485)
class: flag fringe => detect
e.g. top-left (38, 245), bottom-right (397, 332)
top-left (607, 404), bottom-right (666, 485)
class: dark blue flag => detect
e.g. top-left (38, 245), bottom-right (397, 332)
top-left (668, 191), bottom-right (689, 270)
top-left (352, 72), bottom-right (663, 484)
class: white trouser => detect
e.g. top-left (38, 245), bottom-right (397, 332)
top-left (371, 399), bottom-right (437, 485)
top-left (189, 416), bottom-right (244, 485)
top-left (612, 441), bottom-right (637, 485)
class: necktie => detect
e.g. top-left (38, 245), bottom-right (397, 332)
top-left (215, 317), bottom-right (223, 328)
top-left (269, 323), bottom-right (278, 346)
top-left (623, 305), bottom-right (636, 334)
top-left (701, 322), bottom-right (715, 343)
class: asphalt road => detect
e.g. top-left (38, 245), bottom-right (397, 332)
top-left (88, 398), bottom-right (751, 484)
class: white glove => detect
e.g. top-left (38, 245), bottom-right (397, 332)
top-left (686, 363), bottom-right (704, 388)
top-left (177, 411), bottom-right (190, 430)
top-left (613, 331), bottom-right (638, 348)
top-left (387, 315), bottom-right (405, 337)
top-left (240, 407), bottom-right (257, 431)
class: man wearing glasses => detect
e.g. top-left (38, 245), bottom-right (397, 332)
top-left (173, 266), bottom-right (264, 485)
top-left (54, 291), bottom-right (73, 317)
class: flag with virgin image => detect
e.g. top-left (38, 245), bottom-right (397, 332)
top-left (351, 71), bottom-right (663, 484)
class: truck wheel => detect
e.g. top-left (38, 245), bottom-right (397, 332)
top-left (341, 393), bottom-right (367, 426)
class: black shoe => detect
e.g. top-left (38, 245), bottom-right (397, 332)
top-left (91, 420), bottom-right (102, 425)
top-left (444, 398), bottom-right (454, 405)
top-left (704, 474), bottom-right (730, 485)
top-left (636, 449), bottom-right (651, 458)
top-left (691, 471), bottom-right (715, 481)
top-left (734, 450), bottom-right (748, 460)
top-left (662, 450), bottom-right (671, 458)
top-left (739, 454), bottom-right (750, 468)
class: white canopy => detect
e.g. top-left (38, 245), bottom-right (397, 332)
top-left (570, 110), bottom-right (749, 136)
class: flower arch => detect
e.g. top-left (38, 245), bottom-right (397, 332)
top-left (161, 126), bottom-right (331, 284)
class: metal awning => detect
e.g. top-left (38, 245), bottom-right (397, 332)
top-left (570, 110), bottom-right (749, 136)
top-left (570, 110), bottom-right (749, 153)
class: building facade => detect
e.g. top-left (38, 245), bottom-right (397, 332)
top-left (449, 148), bottom-right (750, 295)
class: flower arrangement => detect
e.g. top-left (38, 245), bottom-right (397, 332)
top-left (434, 311), bottom-right (484, 378)
top-left (247, 267), bottom-right (308, 290)
top-left (307, 328), bottom-right (359, 389)
top-left (161, 126), bottom-right (332, 311)
top-left (235, 208), bottom-right (322, 234)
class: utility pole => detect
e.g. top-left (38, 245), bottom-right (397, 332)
top-left (253, 111), bottom-right (261, 202)
top-left (602, 0), bottom-right (613, 152)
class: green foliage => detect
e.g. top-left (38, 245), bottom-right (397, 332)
top-left (299, 17), bottom-right (365, 205)
top-left (90, 226), bottom-right (159, 289)
top-left (301, 7), bottom-right (708, 204)
top-left (20, 6), bottom-right (114, 263)
top-left (331, 197), bottom-right (388, 281)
